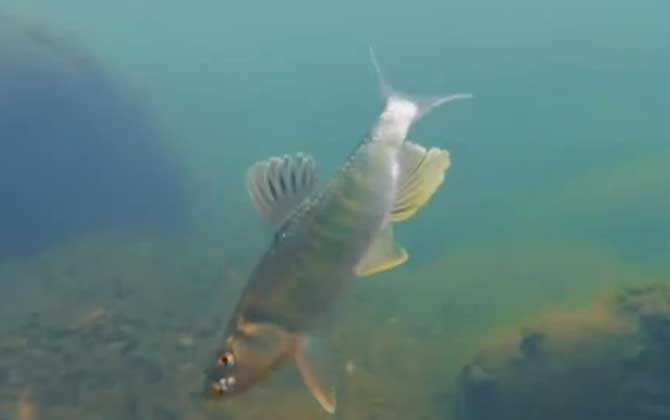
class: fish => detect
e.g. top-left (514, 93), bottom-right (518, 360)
top-left (206, 48), bottom-right (472, 414)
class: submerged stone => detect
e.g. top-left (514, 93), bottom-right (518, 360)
top-left (455, 283), bottom-right (670, 420)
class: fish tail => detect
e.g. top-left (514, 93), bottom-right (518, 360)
top-left (368, 46), bottom-right (474, 121)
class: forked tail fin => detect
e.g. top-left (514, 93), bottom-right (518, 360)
top-left (368, 46), bottom-right (473, 121)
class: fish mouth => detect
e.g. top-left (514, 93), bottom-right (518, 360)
top-left (208, 381), bottom-right (224, 398)
top-left (208, 376), bottom-right (237, 398)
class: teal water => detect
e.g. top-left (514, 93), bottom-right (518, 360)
top-left (1, 1), bottom-right (669, 419)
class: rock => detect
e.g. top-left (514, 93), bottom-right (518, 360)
top-left (455, 283), bottom-right (670, 420)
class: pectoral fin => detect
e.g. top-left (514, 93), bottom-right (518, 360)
top-left (354, 224), bottom-right (408, 277)
top-left (246, 153), bottom-right (318, 227)
top-left (392, 141), bottom-right (451, 222)
top-left (295, 336), bottom-right (337, 414)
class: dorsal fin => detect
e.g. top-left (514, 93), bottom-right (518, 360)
top-left (246, 153), bottom-right (318, 227)
top-left (392, 141), bottom-right (451, 222)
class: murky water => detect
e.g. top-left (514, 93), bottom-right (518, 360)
top-left (1, 1), bottom-right (669, 418)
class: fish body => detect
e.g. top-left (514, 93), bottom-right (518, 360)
top-left (207, 49), bottom-right (471, 414)
top-left (239, 139), bottom-right (398, 329)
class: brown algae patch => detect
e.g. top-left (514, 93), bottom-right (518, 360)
top-left (1, 229), bottom-right (666, 419)
top-left (456, 282), bottom-right (670, 420)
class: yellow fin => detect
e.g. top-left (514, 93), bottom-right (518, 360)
top-left (354, 225), bottom-right (408, 277)
top-left (392, 141), bottom-right (451, 222)
top-left (295, 336), bottom-right (336, 414)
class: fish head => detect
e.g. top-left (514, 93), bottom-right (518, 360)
top-left (206, 318), bottom-right (297, 400)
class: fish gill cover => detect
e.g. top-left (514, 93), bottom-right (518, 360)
top-left (0, 12), bottom-right (187, 259)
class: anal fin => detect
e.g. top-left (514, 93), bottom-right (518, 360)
top-left (393, 141), bottom-right (451, 222)
top-left (354, 224), bottom-right (408, 277)
top-left (295, 336), bottom-right (337, 414)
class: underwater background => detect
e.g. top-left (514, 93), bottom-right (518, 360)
top-left (0, 0), bottom-right (668, 419)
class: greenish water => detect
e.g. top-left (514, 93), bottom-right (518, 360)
top-left (0, 0), bottom-right (669, 419)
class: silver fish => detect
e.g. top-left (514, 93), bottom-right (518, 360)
top-left (207, 48), bottom-right (472, 413)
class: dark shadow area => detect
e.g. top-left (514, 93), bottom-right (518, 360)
top-left (0, 13), bottom-right (188, 259)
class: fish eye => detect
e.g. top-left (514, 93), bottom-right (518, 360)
top-left (218, 352), bottom-right (235, 367)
